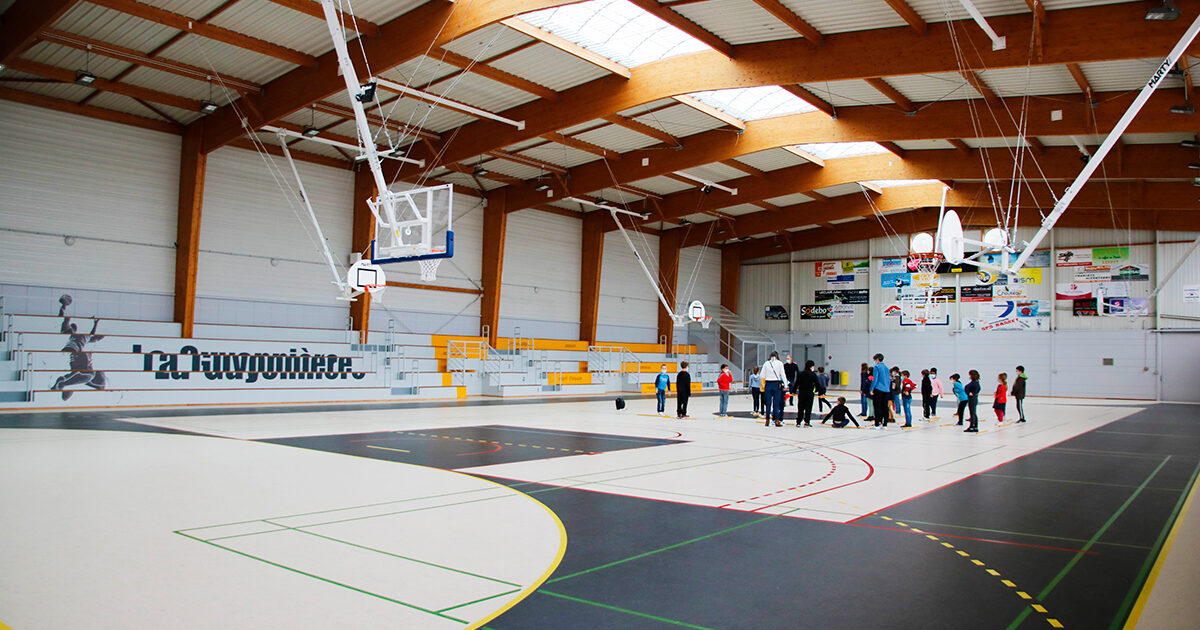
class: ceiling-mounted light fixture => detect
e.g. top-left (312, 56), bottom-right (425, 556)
top-left (678, 218), bottom-right (692, 226)
top-left (355, 81), bottom-right (377, 103)
top-left (1170, 104), bottom-right (1195, 114)
top-left (75, 45), bottom-right (95, 86)
top-left (534, 183), bottom-right (551, 192)
top-left (301, 126), bottom-right (321, 138)
top-left (473, 166), bottom-right (489, 176)
top-left (1145, 0), bottom-right (1180, 20)
top-left (200, 101), bottom-right (219, 114)
top-left (1189, 162), bottom-right (1200, 169)
top-left (1182, 139), bottom-right (1200, 148)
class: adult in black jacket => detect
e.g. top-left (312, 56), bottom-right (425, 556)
top-left (783, 355), bottom-right (800, 406)
top-left (676, 361), bottom-right (692, 418)
top-left (794, 360), bottom-right (819, 427)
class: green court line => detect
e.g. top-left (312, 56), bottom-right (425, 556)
top-left (174, 530), bottom-right (469, 625)
top-left (437, 588), bottom-right (523, 614)
top-left (258, 519), bottom-right (521, 587)
top-left (547, 515), bottom-right (777, 584)
top-left (1107, 458), bottom-right (1200, 630)
top-left (538, 590), bottom-right (715, 629)
top-left (1094, 430), bottom-right (1200, 438)
top-left (894, 518), bottom-right (1153, 551)
top-left (1046, 447), bottom-right (1170, 460)
top-left (925, 445), bottom-right (1007, 471)
top-left (1004, 455), bottom-right (1172, 630)
top-left (979, 472), bottom-right (1184, 492)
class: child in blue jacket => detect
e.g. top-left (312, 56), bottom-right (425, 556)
top-left (654, 365), bottom-right (671, 414)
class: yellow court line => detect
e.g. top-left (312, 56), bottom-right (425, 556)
top-left (1123, 463), bottom-right (1200, 629)
top-left (365, 445), bottom-right (411, 454)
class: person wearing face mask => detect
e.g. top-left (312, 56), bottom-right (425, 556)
top-left (716, 364), bottom-right (732, 417)
top-left (654, 364), bottom-right (671, 415)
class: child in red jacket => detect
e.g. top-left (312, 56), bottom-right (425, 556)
top-left (900, 370), bottom-right (916, 427)
top-left (716, 364), bottom-right (733, 417)
top-left (994, 372), bottom-right (1008, 423)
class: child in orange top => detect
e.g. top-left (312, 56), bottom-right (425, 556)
top-left (900, 370), bottom-right (916, 427)
top-left (993, 372), bottom-right (1008, 423)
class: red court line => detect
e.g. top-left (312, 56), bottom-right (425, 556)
top-left (457, 443), bottom-right (504, 456)
top-left (743, 442), bottom-right (877, 513)
top-left (850, 522), bottom-right (1099, 555)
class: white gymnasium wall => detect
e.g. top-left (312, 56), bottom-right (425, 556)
top-left (597, 231), bottom-right (659, 343)
top-left (738, 228), bottom-right (1200, 399)
top-left (674, 245), bottom-right (721, 347)
top-left (0, 100), bottom-right (180, 319)
top-left (498, 209), bottom-right (582, 339)
top-left (1157, 231), bottom-right (1200, 329)
top-left (738, 263), bottom-right (791, 332)
top-left (372, 189), bottom-right (485, 336)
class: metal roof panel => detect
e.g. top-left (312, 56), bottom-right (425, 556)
top-left (671, 0), bottom-right (801, 45)
top-left (489, 42), bottom-right (613, 92)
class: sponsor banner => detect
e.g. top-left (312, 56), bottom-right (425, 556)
top-left (881, 272), bottom-right (911, 288)
top-left (1026, 250), bottom-right (1051, 268)
top-left (799, 304), bottom-right (832, 320)
top-left (1073, 298), bottom-right (1099, 316)
top-left (1185, 285), bottom-right (1200, 303)
top-left (1011, 268), bottom-right (1042, 285)
top-left (986, 299), bottom-right (1046, 319)
top-left (765, 305), bottom-right (789, 320)
top-left (994, 285), bottom-right (1026, 299)
top-left (934, 287), bottom-right (958, 303)
top-left (882, 304), bottom-right (903, 318)
top-left (1093, 247), bottom-right (1129, 264)
top-left (961, 285), bottom-right (993, 302)
top-left (827, 274), bottom-right (856, 289)
top-left (1056, 282), bottom-right (1093, 300)
top-left (1075, 266), bottom-right (1111, 283)
top-left (815, 289), bottom-right (869, 304)
top-left (976, 251), bottom-right (1049, 268)
top-left (1111, 264), bottom-right (1150, 282)
top-left (844, 260), bottom-right (870, 275)
top-left (880, 258), bottom-right (906, 273)
top-left (1099, 281), bottom-right (1130, 298)
top-left (1056, 248), bottom-right (1093, 267)
top-left (832, 304), bottom-right (856, 319)
top-left (964, 317), bottom-right (1047, 332)
top-left (815, 261), bottom-right (838, 277)
top-left (1105, 297), bottom-right (1148, 315)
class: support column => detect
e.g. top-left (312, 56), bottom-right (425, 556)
top-left (174, 121), bottom-right (206, 338)
top-left (657, 228), bottom-right (682, 348)
top-left (480, 189), bottom-right (508, 346)
top-left (719, 244), bottom-right (742, 357)
top-left (349, 167), bottom-right (375, 343)
top-left (579, 212), bottom-right (606, 344)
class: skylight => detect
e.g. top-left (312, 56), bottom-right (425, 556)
top-left (519, 0), bottom-right (712, 68)
top-left (793, 142), bottom-right (890, 161)
top-left (687, 86), bottom-right (817, 121)
top-left (865, 179), bottom-right (943, 189)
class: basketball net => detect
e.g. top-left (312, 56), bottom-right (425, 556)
top-left (363, 284), bottom-right (386, 303)
top-left (903, 254), bottom-right (945, 330)
top-left (418, 258), bottom-right (441, 283)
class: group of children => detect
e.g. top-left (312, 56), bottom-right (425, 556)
top-left (650, 354), bottom-right (1030, 433)
top-left (860, 356), bottom-right (1030, 432)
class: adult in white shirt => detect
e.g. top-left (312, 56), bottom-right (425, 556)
top-left (761, 351), bottom-right (787, 427)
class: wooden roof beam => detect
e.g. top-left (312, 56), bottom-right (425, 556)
top-left (721, 159), bottom-right (767, 179)
top-left (5, 58), bottom-right (206, 111)
top-left (540, 131), bottom-right (619, 159)
top-left (673, 94), bottom-right (746, 130)
top-left (500, 17), bottom-right (632, 78)
top-left (38, 28), bottom-right (261, 94)
top-left (948, 138), bottom-right (972, 154)
top-left (486, 149), bottom-right (568, 174)
top-left (1066, 63), bottom-right (1095, 104)
top-left (780, 84), bottom-right (837, 118)
top-left (86, 0), bottom-right (316, 67)
top-left (603, 113), bottom-right (680, 146)
top-left (960, 70), bottom-right (1000, 106)
top-left (436, 49), bottom-right (559, 101)
top-left (865, 77), bottom-right (915, 113)
top-left (748, 0), bottom-right (823, 44)
top-left (0, 0), bottom-right (82, 65)
top-left (628, 0), bottom-right (735, 57)
top-left (470, 87), bottom-right (1200, 218)
top-left (781, 145), bottom-right (824, 167)
top-left (883, 0), bottom-right (928, 35)
top-left (0, 84), bottom-right (181, 134)
top-left (263, 0), bottom-right (379, 37)
top-left (311, 100), bottom-right (440, 142)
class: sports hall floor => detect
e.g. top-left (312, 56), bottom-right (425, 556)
top-left (1, 392), bottom-right (1197, 629)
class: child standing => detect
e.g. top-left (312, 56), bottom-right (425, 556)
top-left (889, 367), bottom-right (902, 423)
top-left (816, 367), bottom-right (832, 412)
top-left (821, 396), bottom-right (860, 428)
top-left (676, 361), bottom-right (692, 419)
top-left (749, 367), bottom-right (762, 416)
top-left (994, 372), bottom-right (1008, 423)
top-left (920, 369), bottom-right (933, 419)
top-left (654, 364), bottom-right (671, 414)
top-left (929, 367), bottom-right (944, 418)
top-left (1012, 365), bottom-right (1028, 423)
top-left (716, 364), bottom-right (733, 417)
top-left (951, 373), bottom-right (967, 426)
top-left (859, 362), bottom-right (872, 417)
top-left (901, 370), bottom-right (916, 427)
top-left (964, 370), bottom-right (981, 432)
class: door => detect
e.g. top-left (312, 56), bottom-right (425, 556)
top-left (790, 344), bottom-right (826, 368)
top-left (1160, 332), bottom-right (1200, 402)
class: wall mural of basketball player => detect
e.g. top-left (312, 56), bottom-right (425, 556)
top-left (49, 294), bottom-right (107, 400)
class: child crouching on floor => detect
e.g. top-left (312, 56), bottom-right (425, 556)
top-left (821, 396), bottom-right (860, 428)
